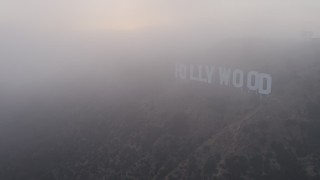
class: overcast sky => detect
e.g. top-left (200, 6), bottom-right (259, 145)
top-left (1, 0), bottom-right (319, 96)
top-left (1, 0), bottom-right (319, 36)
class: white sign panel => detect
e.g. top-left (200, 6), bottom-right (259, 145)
top-left (175, 64), bottom-right (272, 95)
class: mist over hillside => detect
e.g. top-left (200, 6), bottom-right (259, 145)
top-left (1, 1), bottom-right (320, 180)
top-left (1, 34), bottom-right (320, 179)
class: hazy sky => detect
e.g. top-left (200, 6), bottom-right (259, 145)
top-left (1, 0), bottom-right (319, 35)
top-left (1, 0), bottom-right (320, 96)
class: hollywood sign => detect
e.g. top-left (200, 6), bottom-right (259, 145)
top-left (175, 64), bottom-right (272, 95)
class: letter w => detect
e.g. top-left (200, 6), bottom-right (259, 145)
top-left (219, 67), bottom-right (231, 86)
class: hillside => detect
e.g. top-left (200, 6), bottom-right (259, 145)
top-left (1, 40), bottom-right (320, 180)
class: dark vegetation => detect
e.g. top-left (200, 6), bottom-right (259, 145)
top-left (1, 41), bottom-right (320, 179)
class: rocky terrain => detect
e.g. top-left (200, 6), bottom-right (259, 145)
top-left (1, 40), bottom-right (320, 180)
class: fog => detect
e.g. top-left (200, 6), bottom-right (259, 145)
top-left (1, 1), bottom-right (319, 93)
top-left (1, 1), bottom-right (320, 179)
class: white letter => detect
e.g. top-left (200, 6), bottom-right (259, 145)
top-left (219, 67), bottom-right (231, 86)
top-left (232, 69), bottom-right (244, 88)
top-left (247, 71), bottom-right (259, 91)
top-left (179, 64), bottom-right (187, 80)
top-left (190, 64), bottom-right (198, 81)
top-left (206, 66), bottom-right (215, 83)
top-left (175, 64), bottom-right (179, 78)
top-left (259, 73), bottom-right (272, 95)
top-left (198, 65), bottom-right (207, 82)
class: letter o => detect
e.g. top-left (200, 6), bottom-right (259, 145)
top-left (232, 69), bottom-right (244, 88)
top-left (179, 64), bottom-right (187, 80)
